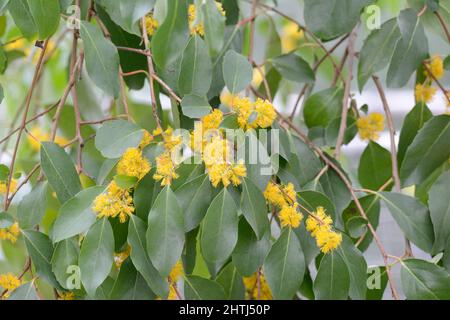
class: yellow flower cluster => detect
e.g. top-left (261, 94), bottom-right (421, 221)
top-left (0, 273), bottom-right (21, 298)
top-left (356, 112), bottom-right (385, 141)
top-left (264, 181), bottom-right (303, 228)
top-left (153, 126), bottom-right (183, 152)
top-left (243, 272), bottom-right (272, 300)
top-left (27, 127), bottom-right (69, 152)
top-left (0, 179), bottom-right (17, 195)
top-left (207, 160), bottom-right (247, 188)
top-left (139, 130), bottom-right (154, 149)
top-left (0, 222), bottom-right (20, 244)
top-left (114, 245), bottom-right (131, 269)
top-left (415, 55), bottom-right (445, 104)
top-left (58, 292), bottom-right (75, 300)
top-left (153, 152), bottom-right (180, 186)
top-left (167, 261), bottom-right (184, 300)
top-left (281, 21), bottom-right (304, 53)
top-left (188, 2), bottom-right (225, 36)
top-left (224, 96), bottom-right (277, 130)
top-left (116, 148), bottom-right (151, 180)
top-left (145, 13), bottom-right (158, 36)
top-left (306, 207), bottom-right (342, 254)
top-left (92, 181), bottom-right (135, 223)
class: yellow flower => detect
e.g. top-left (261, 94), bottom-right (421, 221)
top-left (153, 151), bottom-right (179, 186)
top-left (139, 130), bottom-right (154, 149)
top-left (202, 109), bottom-right (223, 131)
top-left (305, 207), bottom-right (341, 254)
top-left (0, 273), bottom-right (21, 294)
top-left (189, 2), bottom-right (225, 36)
top-left (243, 272), bottom-right (272, 300)
top-left (58, 292), bottom-right (75, 300)
top-left (220, 91), bottom-right (238, 107)
top-left (356, 112), bottom-right (385, 141)
top-left (279, 203), bottom-right (303, 228)
top-left (92, 181), bottom-right (135, 223)
top-left (117, 148), bottom-right (151, 180)
top-left (114, 245), bottom-right (131, 269)
top-left (0, 179), bottom-right (17, 195)
top-left (145, 13), bottom-right (159, 36)
top-left (27, 127), bottom-right (69, 151)
top-left (207, 161), bottom-right (247, 188)
top-left (252, 67), bottom-right (264, 88)
top-left (169, 261), bottom-right (184, 283)
top-left (281, 22), bottom-right (304, 52)
top-left (254, 99), bottom-right (277, 128)
top-left (203, 136), bottom-right (232, 166)
top-left (315, 229), bottom-right (342, 254)
top-left (263, 181), bottom-right (296, 208)
top-left (230, 97), bottom-right (277, 130)
top-left (168, 283), bottom-right (179, 300)
top-left (425, 55), bottom-right (444, 80)
top-left (162, 127), bottom-right (183, 151)
top-left (0, 222), bottom-right (21, 244)
top-left (415, 84), bottom-right (437, 104)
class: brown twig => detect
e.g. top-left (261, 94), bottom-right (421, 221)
top-left (422, 61), bottom-right (450, 104)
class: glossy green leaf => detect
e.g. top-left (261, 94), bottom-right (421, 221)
top-left (27, 0), bottom-right (60, 39)
top-left (95, 120), bottom-right (144, 159)
top-left (17, 182), bottom-right (48, 229)
top-left (264, 228), bottom-right (305, 300)
top-left (79, 218), bottom-right (114, 297)
top-left (80, 21), bottom-right (120, 98)
top-left (184, 275), bottom-right (226, 300)
top-left (180, 94), bottom-right (212, 119)
top-left (133, 171), bottom-right (161, 221)
top-left (222, 50), bottom-right (253, 94)
top-left (240, 177), bottom-right (269, 240)
top-left (7, 0), bottom-right (37, 38)
top-left (201, 188), bottom-right (238, 263)
top-left (401, 259), bottom-right (450, 300)
top-left (270, 53), bottom-right (315, 83)
top-left (216, 262), bottom-right (245, 300)
top-left (429, 171), bottom-right (450, 254)
top-left (358, 141), bottom-right (392, 190)
top-left (179, 35), bottom-right (212, 97)
top-left (51, 238), bottom-right (79, 289)
top-left (314, 251), bottom-right (350, 300)
top-left (146, 186), bottom-right (184, 277)
top-left (202, 0), bottom-right (225, 57)
top-left (379, 192), bottom-right (434, 253)
top-left (7, 281), bottom-right (39, 300)
top-left (40, 142), bottom-right (82, 204)
top-left (303, 87), bottom-right (344, 129)
top-left (400, 115), bottom-right (450, 187)
top-left (51, 186), bottom-right (105, 243)
top-left (128, 215), bottom-right (169, 298)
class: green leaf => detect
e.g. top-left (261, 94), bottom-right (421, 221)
top-left (96, 0), bottom-right (155, 36)
top-left (181, 94), bottom-right (212, 119)
top-left (288, 135), bottom-right (323, 187)
top-left (201, 188), bottom-right (238, 264)
top-left (22, 230), bottom-right (60, 288)
top-left (0, 211), bottom-right (14, 229)
top-left (7, 0), bottom-right (37, 38)
top-left (358, 18), bottom-right (401, 91)
top-left (80, 21), bottom-right (121, 98)
top-left (387, 9), bottom-right (429, 88)
top-left (95, 120), bottom-right (144, 159)
top-left (400, 259), bottom-right (450, 300)
top-left (184, 275), bottom-right (226, 300)
top-left (146, 186), bottom-right (184, 277)
top-left (178, 35), bottom-right (212, 96)
top-left (27, 0), bottom-right (60, 39)
top-left (232, 218), bottom-right (271, 277)
top-left (114, 175), bottom-right (138, 189)
top-left (151, 0), bottom-right (189, 69)
top-left (109, 259), bottom-right (156, 300)
top-left (303, 87), bottom-right (344, 129)
top-left (17, 182), bottom-right (48, 229)
top-left (297, 190), bottom-right (336, 221)
top-left (429, 171), bottom-right (450, 254)
top-left (366, 266), bottom-right (388, 300)
top-left (304, 0), bottom-right (373, 41)
top-left (51, 238), bottom-right (79, 289)
top-left (358, 141), bottom-right (392, 190)
top-left (264, 228), bottom-right (305, 300)
top-left (222, 50), bottom-right (253, 94)
top-left (134, 171), bottom-right (161, 221)
top-left (313, 251), bottom-right (350, 300)
top-left (216, 262), bottom-right (245, 300)
top-left (319, 168), bottom-right (351, 222)
top-left (79, 218), bottom-right (114, 297)
top-left (51, 186), bottom-right (105, 243)
top-left (175, 174), bottom-right (212, 232)
top-left (40, 142), bottom-right (82, 204)
top-left (400, 115), bottom-right (450, 187)
top-left (202, 0), bottom-right (225, 57)
top-left (336, 235), bottom-right (368, 300)
top-left (379, 192), bottom-right (434, 253)
top-left (7, 281), bottom-right (39, 300)
top-left (128, 215), bottom-right (169, 298)
top-left (270, 53), bottom-right (315, 83)
top-left (240, 177), bottom-right (269, 240)
top-left (325, 116), bottom-right (358, 146)
top-left (398, 103), bottom-right (433, 166)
